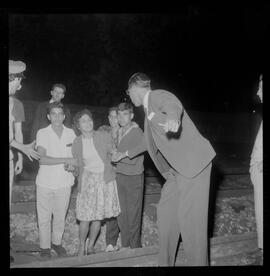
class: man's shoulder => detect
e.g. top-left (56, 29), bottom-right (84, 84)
top-left (151, 89), bottom-right (174, 97)
top-left (63, 125), bottom-right (76, 136)
top-left (37, 125), bottom-right (51, 134)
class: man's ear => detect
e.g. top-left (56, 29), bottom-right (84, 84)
top-left (131, 113), bottom-right (134, 120)
top-left (50, 90), bottom-right (53, 97)
top-left (47, 114), bottom-right (51, 122)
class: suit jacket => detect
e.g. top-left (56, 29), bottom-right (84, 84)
top-left (30, 100), bottom-right (72, 141)
top-left (129, 89), bottom-right (216, 178)
top-left (71, 131), bottom-right (116, 193)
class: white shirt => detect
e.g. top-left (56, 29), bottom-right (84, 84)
top-left (9, 98), bottom-right (15, 160)
top-left (36, 124), bottom-right (76, 189)
top-left (143, 90), bottom-right (151, 116)
top-left (82, 137), bottom-right (104, 173)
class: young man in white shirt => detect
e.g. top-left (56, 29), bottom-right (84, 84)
top-left (36, 102), bottom-right (77, 259)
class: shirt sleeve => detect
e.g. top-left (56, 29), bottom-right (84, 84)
top-left (36, 129), bottom-right (48, 150)
top-left (13, 99), bottom-right (25, 123)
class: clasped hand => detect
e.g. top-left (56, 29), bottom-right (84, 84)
top-left (111, 151), bottom-right (126, 162)
top-left (64, 158), bottom-right (78, 172)
top-left (158, 119), bottom-right (180, 133)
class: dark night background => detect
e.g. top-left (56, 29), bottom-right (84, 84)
top-left (6, 6), bottom-right (266, 113)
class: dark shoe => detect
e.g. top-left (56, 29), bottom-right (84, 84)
top-left (87, 247), bottom-right (95, 255)
top-left (51, 243), bottom-right (67, 257)
top-left (10, 255), bottom-right (14, 263)
top-left (40, 248), bottom-right (51, 259)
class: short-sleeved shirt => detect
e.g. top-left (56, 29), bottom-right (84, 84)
top-left (35, 124), bottom-right (76, 189)
top-left (9, 97), bottom-right (25, 160)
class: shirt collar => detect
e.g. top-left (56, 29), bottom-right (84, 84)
top-left (143, 90), bottom-right (151, 111)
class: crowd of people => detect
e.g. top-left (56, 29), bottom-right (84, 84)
top-left (9, 60), bottom-right (263, 266)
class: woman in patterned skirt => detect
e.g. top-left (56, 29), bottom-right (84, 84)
top-left (72, 109), bottom-right (121, 256)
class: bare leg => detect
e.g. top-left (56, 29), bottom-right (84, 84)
top-left (87, 220), bottom-right (101, 252)
top-left (78, 220), bottom-right (90, 256)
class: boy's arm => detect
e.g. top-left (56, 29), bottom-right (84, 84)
top-left (14, 121), bottom-right (23, 175)
top-left (37, 146), bottom-right (77, 166)
top-left (113, 128), bottom-right (147, 163)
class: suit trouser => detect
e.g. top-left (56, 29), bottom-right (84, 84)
top-left (116, 173), bottom-right (144, 248)
top-left (36, 185), bottom-right (71, 249)
top-left (250, 165), bottom-right (263, 249)
top-left (157, 163), bottom-right (212, 266)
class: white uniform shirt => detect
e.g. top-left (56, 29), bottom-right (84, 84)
top-left (36, 125), bottom-right (76, 189)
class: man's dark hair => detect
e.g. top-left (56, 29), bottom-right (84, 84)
top-left (128, 72), bottom-right (151, 88)
top-left (73, 109), bottom-right (93, 134)
top-left (51, 83), bottom-right (66, 93)
top-left (118, 102), bottom-right (134, 113)
top-left (47, 102), bottom-right (65, 115)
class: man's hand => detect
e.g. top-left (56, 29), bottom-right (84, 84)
top-left (159, 119), bottom-right (180, 133)
top-left (22, 141), bottom-right (40, 161)
top-left (111, 151), bottom-right (127, 162)
top-left (65, 158), bottom-right (78, 166)
top-left (14, 158), bottom-right (23, 175)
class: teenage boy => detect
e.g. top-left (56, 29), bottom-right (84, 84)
top-left (113, 102), bottom-right (144, 249)
top-left (35, 102), bottom-right (77, 259)
top-left (31, 83), bottom-right (72, 142)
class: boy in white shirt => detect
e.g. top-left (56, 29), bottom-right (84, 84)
top-left (36, 102), bottom-right (77, 259)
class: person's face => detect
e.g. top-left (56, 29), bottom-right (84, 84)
top-left (126, 85), bottom-right (144, 107)
top-left (108, 110), bottom-right (119, 128)
top-left (78, 114), bottom-right (93, 133)
top-left (51, 87), bottom-right (65, 102)
top-left (47, 107), bottom-right (65, 127)
top-left (257, 78), bottom-right (262, 102)
top-left (118, 110), bottom-right (134, 127)
top-left (9, 77), bottom-right (22, 96)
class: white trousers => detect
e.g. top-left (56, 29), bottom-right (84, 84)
top-left (250, 165), bottom-right (263, 249)
top-left (36, 185), bottom-right (71, 249)
top-left (10, 160), bottom-right (14, 209)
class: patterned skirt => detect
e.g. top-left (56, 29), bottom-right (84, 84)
top-left (76, 169), bottom-right (121, 221)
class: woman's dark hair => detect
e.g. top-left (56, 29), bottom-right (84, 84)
top-left (73, 109), bottom-right (93, 134)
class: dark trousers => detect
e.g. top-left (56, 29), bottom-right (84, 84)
top-left (114, 173), bottom-right (144, 248)
top-left (157, 163), bottom-right (212, 266)
top-left (105, 217), bottom-right (119, 246)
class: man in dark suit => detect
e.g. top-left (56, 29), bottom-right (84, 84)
top-left (30, 83), bottom-right (72, 141)
top-left (112, 73), bottom-right (216, 266)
